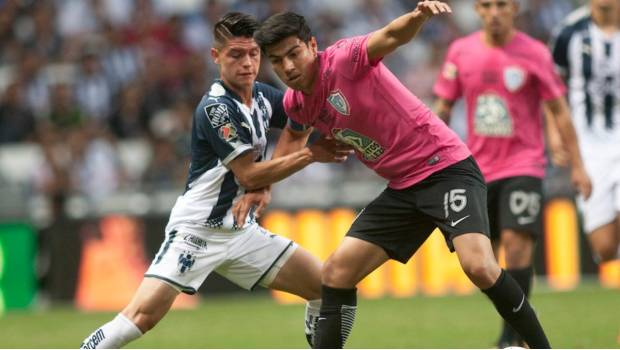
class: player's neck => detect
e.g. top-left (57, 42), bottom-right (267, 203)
top-left (301, 59), bottom-right (320, 95)
top-left (223, 80), bottom-right (253, 107)
top-left (482, 29), bottom-right (515, 47)
top-left (592, 10), bottom-right (619, 34)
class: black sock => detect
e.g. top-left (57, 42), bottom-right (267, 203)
top-left (498, 267), bottom-right (534, 346)
top-left (314, 285), bottom-right (357, 349)
top-left (483, 270), bottom-right (550, 349)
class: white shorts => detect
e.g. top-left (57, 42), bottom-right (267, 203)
top-left (145, 223), bottom-right (297, 294)
top-left (578, 157), bottom-right (620, 233)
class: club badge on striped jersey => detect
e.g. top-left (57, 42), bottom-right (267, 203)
top-left (504, 66), bottom-right (526, 92)
top-left (218, 123), bottom-right (238, 142)
top-left (327, 90), bottom-right (350, 116)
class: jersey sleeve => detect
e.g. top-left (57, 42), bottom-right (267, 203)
top-left (550, 25), bottom-right (572, 73)
top-left (330, 34), bottom-right (380, 79)
top-left (195, 97), bottom-right (254, 165)
top-left (256, 82), bottom-right (288, 130)
top-left (533, 45), bottom-right (567, 101)
top-left (433, 42), bottom-right (463, 101)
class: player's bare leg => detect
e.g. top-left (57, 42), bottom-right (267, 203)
top-left (314, 237), bottom-right (389, 348)
top-left (267, 246), bottom-right (322, 346)
top-left (453, 233), bottom-right (550, 348)
top-left (496, 229), bottom-right (536, 348)
top-left (80, 278), bottom-right (179, 349)
top-left (588, 220), bottom-right (620, 262)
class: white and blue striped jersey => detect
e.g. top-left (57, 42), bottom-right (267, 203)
top-left (165, 80), bottom-right (288, 234)
top-left (551, 6), bottom-right (620, 159)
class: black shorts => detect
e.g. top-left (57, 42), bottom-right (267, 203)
top-left (487, 176), bottom-right (543, 240)
top-left (347, 156), bottom-right (490, 263)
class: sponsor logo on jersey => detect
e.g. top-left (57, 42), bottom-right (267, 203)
top-left (218, 123), bottom-right (238, 142)
top-left (474, 94), bottom-right (513, 137)
top-left (332, 128), bottom-right (384, 162)
top-left (504, 66), bottom-right (526, 92)
top-left (205, 103), bottom-right (230, 128)
top-left (327, 90), bottom-right (350, 116)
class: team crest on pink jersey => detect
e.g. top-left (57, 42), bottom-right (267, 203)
top-left (504, 66), bottom-right (526, 92)
top-left (327, 90), bottom-right (350, 116)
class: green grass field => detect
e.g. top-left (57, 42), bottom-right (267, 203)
top-left (0, 284), bottom-right (618, 348)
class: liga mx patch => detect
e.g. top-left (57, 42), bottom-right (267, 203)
top-left (205, 103), bottom-right (230, 128)
top-left (443, 62), bottom-right (458, 80)
top-left (504, 66), bottom-right (526, 92)
top-left (327, 90), bottom-right (350, 116)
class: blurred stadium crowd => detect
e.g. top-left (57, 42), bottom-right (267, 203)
top-left (0, 0), bottom-right (581, 219)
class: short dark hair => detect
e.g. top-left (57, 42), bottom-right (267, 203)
top-left (254, 12), bottom-right (312, 51)
top-left (213, 12), bottom-right (259, 47)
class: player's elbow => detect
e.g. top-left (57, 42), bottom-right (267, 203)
top-left (236, 173), bottom-right (262, 191)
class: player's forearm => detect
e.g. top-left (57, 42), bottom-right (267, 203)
top-left (383, 10), bottom-right (429, 48)
top-left (239, 148), bottom-right (314, 190)
top-left (555, 110), bottom-right (585, 169)
top-left (433, 98), bottom-right (454, 124)
top-left (271, 128), bottom-right (309, 159)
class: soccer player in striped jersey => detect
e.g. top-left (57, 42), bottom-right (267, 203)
top-left (551, 0), bottom-right (620, 265)
top-left (433, 0), bottom-right (592, 347)
top-left (79, 13), bottom-right (353, 349)
top-left (256, 2), bottom-right (552, 348)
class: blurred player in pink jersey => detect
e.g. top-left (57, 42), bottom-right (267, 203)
top-left (255, 1), bottom-right (551, 348)
top-left (434, 0), bottom-right (591, 347)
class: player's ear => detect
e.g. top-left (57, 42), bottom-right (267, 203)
top-left (309, 37), bottom-right (318, 57)
top-left (511, 0), bottom-right (519, 15)
top-left (211, 47), bottom-right (220, 64)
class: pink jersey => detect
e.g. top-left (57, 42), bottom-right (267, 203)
top-left (283, 34), bottom-right (470, 189)
top-left (434, 31), bottom-right (566, 182)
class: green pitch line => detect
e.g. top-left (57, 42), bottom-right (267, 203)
top-left (0, 284), bottom-right (617, 348)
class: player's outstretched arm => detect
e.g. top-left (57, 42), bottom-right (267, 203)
top-left (367, 1), bottom-right (451, 61)
top-left (231, 125), bottom-right (311, 225)
top-left (272, 125), bottom-right (313, 159)
top-left (433, 97), bottom-right (455, 124)
top-left (544, 97), bottom-right (592, 199)
top-left (227, 132), bottom-right (353, 191)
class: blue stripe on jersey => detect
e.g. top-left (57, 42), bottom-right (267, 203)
top-left (604, 41), bottom-right (614, 130)
top-left (205, 171), bottom-right (239, 229)
top-left (582, 34), bottom-right (594, 127)
top-left (251, 110), bottom-right (263, 139)
top-left (184, 156), bottom-right (218, 194)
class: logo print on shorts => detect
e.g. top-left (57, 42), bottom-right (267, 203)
top-left (178, 251), bottom-right (196, 274)
top-left (327, 90), bottom-right (350, 116)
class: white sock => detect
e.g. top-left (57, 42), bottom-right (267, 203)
top-left (80, 314), bottom-right (143, 349)
top-left (304, 299), bottom-right (322, 347)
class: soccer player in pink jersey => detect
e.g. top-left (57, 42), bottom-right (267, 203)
top-left (255, 1), bottom-right (551, 348)
top-left (433, 0), bottom-right (592, 347)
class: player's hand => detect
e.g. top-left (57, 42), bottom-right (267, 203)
top-left (414, 1), bottom-right (452, 20)
top-left (307, 135), bottom-right (354, 163)
top-left (232, 187), bottom-right (272, 227)
top-left (571, 166), bottom-right (592, 200)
